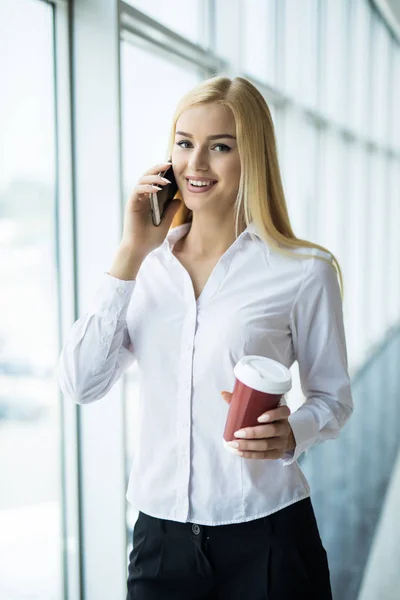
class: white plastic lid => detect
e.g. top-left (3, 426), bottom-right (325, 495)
top-left (233, 355), bottom-right (292, 395)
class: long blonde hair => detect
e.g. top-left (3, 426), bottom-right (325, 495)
top-left (166, 76), bottom-right (343, 297)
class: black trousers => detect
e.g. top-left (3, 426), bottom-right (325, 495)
top-left (126, 497), bottom-right (333, 600)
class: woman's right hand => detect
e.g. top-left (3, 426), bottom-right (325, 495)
top-left (121, 161), bottom-right (181, 257)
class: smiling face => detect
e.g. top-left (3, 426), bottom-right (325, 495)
top-left (171, 103), bottom-right (241, 218)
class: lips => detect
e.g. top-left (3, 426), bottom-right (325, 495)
top-left (186, 179), bottom-right (217, 193)
top-left (185, 177), bottom-right (217, 183)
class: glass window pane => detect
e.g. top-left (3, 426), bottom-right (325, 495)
top-left (322, 0), bottom-right (347, 124)
top-left (243, 0), bottom-right (276, 86)
top-left (391, 45), bottom-right (400, 151)
top-left (280, 111), bottom-right (319, 242)
top-left (281, 0), bottom-right (301, 98)
top-left (349, 0), bottom-right (371, 136)
top-left (387, 158), bottom-right (400, 323)
top-left (367, 151), bottom-right (386, 347)
top-left (125, 0), bottom-right (205, 45)
top-left (381, 157), bottom-right (392, 333)
top-left (214, 0), bottom-right (242, 66)
top-left (300, 0), bottom-right (319, 108)
top-left (283, 0), bottom-right (319, 108)
top-left (0, 1), bottom-right (63, 598)
top-left (343, 143), bottom-right (369, 370)
top-left (315, 130), bottom-right (344, 265)
top-left (120, 40), bottom-right (200, 549)
top-left (370, 19), bottom-right (390, 145)
top-left (280, 111), bottom-right (304, 237)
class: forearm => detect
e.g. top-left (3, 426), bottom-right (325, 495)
top-left (58, 270), bottom-right (136, 404)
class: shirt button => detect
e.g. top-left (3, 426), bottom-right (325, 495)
top-left (192, 524), bottom-right (201, 535)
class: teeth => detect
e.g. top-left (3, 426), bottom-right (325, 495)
top-left (188, 179), bottom-right (214, 187)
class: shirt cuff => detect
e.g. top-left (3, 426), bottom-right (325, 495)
top-left (280, 404), bottom-right (320, 466)
top-left (88, 272), bottom-right (136, 320)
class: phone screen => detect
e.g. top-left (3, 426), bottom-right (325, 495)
top-left (151, 165), bottom-right (179, 226)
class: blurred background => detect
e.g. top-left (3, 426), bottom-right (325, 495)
top-left (0, 0), bottom-right (399, 598)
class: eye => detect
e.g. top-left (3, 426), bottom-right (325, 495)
top-left (213, 143), bottom-right (231, 152)
top-left (176, 140), bottom-right (231, 152)
top-left (176, 140), bottom-right (192, 149)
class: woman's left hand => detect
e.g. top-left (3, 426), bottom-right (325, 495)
top-left (221, 391), bottom-right (296, 460)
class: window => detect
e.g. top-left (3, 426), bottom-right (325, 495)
top-left (315, 130), bottom-right (344, 267)
top-left (282, 0), bottom-right (319, 108)
top-left (367, 151), bottom-right (387, 347)
top-left (390, 44), bottom-right (400, 152)
top-left (0, 1), bottom-right (63, 598)
top-left (321, 0), bottom-right (348, 125)
top-left (387, 158), bottom-right (400, 324)
top-left (370, 19), bottom-right (390, 145)
top-left (125, 0), bottom-right (206, 45)
top-left (280, 111), bottom-right (319, 242)
top-left (349, 0), bottom-right (371, 137)
top-left (344, 143), bottom-right (369, 370)
top-left (242, 0), bottom-right (276, 86)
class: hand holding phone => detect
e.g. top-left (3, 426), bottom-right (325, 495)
top-left (150, 163), bottom-right (179, 226)
top-left (121, 161), bottom-right (180, 257)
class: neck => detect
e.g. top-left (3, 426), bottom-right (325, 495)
top-left (179, 213), bottom-right (245, 259)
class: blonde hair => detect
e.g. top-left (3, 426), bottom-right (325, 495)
top-left (166, 76), bottom-right (343, 298)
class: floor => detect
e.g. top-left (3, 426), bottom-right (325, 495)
top-left (358, 446), bottom-right (400, 600)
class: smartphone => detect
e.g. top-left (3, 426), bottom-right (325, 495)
top-left (150, 164), bottom-right (179, 226)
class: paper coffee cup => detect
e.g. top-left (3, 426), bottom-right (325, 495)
top-left (223, 355), bottom-right (292, 453)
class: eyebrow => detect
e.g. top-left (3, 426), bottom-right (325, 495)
top-left (175, 131), bottom-right (236, 141)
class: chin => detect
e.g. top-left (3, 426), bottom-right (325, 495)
top-left (181, 194), bottom-right (209, 210)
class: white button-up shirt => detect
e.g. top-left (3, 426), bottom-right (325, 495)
top-left (58, 222), bottom-right (353, 525)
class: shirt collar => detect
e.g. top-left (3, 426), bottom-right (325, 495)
top-left (165, 222), bottom-right (192, 252)
top-left (164, 220), bottom-right (267, 253)
top-left (244, 221), bottom-right (261, 238)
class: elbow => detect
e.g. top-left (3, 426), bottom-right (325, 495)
top-left (59, 370), bottom-right (111, 405)
top-left (65, 382), bottom-right (96, 405)
top-left (75, 374), bottom-right (112, 404)
top-left (58, 353), bottom-right (108, 405)
top-left (59, 378), bottom-right (109, 405)
top-left (72, 390), bottom-right (105, 406)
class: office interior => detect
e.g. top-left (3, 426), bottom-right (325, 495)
top-left (0, 0), bottom-right (399, 598)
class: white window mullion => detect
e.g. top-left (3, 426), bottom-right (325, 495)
top-left (70, 2), bottom-right (126, 599)
top-left (54, 0), bottom-right (82, 597)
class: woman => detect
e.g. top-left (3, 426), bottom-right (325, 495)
top-left (58, 76), bottom-right (353, 599)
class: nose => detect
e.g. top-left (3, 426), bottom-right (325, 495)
top-left (188, 146), bottom-right (209, 172)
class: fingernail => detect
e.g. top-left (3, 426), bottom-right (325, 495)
top-left (226, 441), bottom-right (239, 449)
top-left (161, 177), bottom-right (171, 183)
top-left (257, 415), bottom-right (269, 423)
top-left (152, 185), bottom-right (162, 190)
top-left (234, 430), bottom-right (247, 438)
